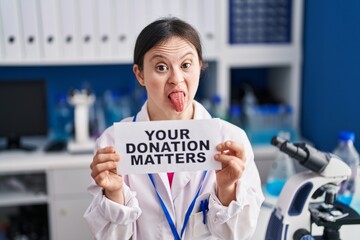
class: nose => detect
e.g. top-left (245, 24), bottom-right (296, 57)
top-left (168, 68), bottom-right (184, 85)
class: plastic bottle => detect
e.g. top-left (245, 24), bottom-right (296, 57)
top-left (264, 131), bottom-right (296, 197)
top-left (332, 131), bottom-right (360, 208)
top-left (53, 93), bottom-right (73, 141)
top-left (131, 85), bottom-right (147, 114)
top-left (211, 94), bottom-right (228, 120)
top-left (242, 84), bottom-right (258, 117)
top-left (229, 104), bottom-right (243, 127)
top-left (103, 90), bottom-right (122, 127)
top-left (242, 84), bottom-right (258, 131)
top-left (352, 171), bottom-right (360, 214)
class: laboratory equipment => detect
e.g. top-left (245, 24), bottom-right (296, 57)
top-left (332, 131), bottom-right (360, 207)
top-left (265, 136), bottom-right (360, 240)
top-left (52, 93), bottom-right (73, 141)
top-left (242, 84), bottom-right (257, 130)
top-left (0, 80), bottom-right (47, 151)
top-left (264, 132), bottom-right (295, 197)
top-left (67, 89), bottom-right (95, 153)
top-left (211, 94), bottom-right (228, 120)
top-left (103, 90), bottom-right (133, 128)
top-left (229, 104), bottom-right (242, 127)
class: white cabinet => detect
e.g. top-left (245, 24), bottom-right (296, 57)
top-left (48, 168), bottom-right (93, 240)
top-left (0, 150), bottom-right (93, 239)
top-left (50, 197), bottom-right (92, 240)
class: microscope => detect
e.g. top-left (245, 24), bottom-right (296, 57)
top-left (67, 89), bottom-right (95, 154)
top-left (265, 136), bottom-right (360, 240)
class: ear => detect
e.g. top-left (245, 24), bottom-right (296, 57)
top-left (199, 60), bottom-right (204, 71)
top-left (133, 64), bottom-right (145, 86)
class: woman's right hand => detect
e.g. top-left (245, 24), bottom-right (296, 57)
top-left (90, 146), bottom-right (124, 204)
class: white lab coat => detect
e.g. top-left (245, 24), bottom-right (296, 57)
top-left (84, 101), bottom-right (264, 240)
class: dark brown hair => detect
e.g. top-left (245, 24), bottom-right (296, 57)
top-left (133, 17), bottom-right (203, 71)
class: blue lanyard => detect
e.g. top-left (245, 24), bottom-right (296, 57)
top-left (148, 171), bottom-right (207, 240)
top-left (132, 114), bottom-right (207, 239)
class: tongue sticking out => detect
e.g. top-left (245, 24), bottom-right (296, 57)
top-left (169, 92), bottom-right (185, 112)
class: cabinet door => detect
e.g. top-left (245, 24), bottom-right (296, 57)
top-left (48, 168), bottom-right (93, 240)
top-left (51, 197), bottom-right (93, 240)
top-left (49, 168), bottom-right (92, 196)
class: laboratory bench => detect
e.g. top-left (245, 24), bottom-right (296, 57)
top-left (0, 137), bottom-right (93, 240)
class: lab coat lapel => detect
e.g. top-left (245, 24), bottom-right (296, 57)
top-left (153, 173), bottom-right (175, 210)
top-left (171, 171), bottom-right (194, 200)
top-left (152, 172), bottom-right (195, 205)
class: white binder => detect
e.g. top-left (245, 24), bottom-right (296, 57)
top-left (132, 0), bottom-right (148, 38)
top-left (95, 0), bottom-right (114, 58)
top-left (149, 0), bottom-right (167, 23)
top-left (58, 0), bottom-right (79, 59)
top-left (184, 0), bottom-right (201, 31)
top-left (78, 0), bottom-right (96, 59)
top-left (113, 0), bottom-right (132, 59)
top-left (39, 0), bottom-right (60, 59)
top-left (168, 0), bottom-right (184, 20)
top-left (0, 0), bottom-right (23, 60)
top-left (201, 0), bottom-right (217, 57)
top-left (18, 0), bottom-right (42, 60)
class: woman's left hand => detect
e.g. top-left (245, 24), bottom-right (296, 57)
top-left (214, 140), bottom-right (246, 205)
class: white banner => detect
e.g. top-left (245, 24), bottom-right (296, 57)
top-left (115, 118), bottom-right (222, 175)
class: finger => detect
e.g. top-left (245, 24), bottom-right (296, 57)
top-left (91, 161), bottom-right (118, 179)
top-left (97, 152), bottom-right (120, 163)
top-left (97, 146), bottom-right (116, 154)
top-left (93, 171), bottom-right (111, 188)
top-left (215, 154), bottom-right (245, 176)
top-left (216, 141), bottom-right (245, 159)
top-left (91, 147), bottom-right (118, 168)
top-left (214, 153), bottom-right (245, 166)
top-left (91, 151), bottom-right (120, 167)
top-left (90, 154), bottom-right (119, 171)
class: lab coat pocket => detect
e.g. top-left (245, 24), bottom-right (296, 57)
top-left (190, 211), bottom-right (211, 238)
top-left (189, 193), bottom-right (211, 238)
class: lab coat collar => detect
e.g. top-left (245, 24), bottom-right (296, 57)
top-left (134, 102), bottom-right (151, 122)
top-left (171, 171), bottom-right (195, 200)
top-left (151, 171), bottom-right (196, 201)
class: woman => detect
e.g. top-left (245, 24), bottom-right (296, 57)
top-left (84, 17), bottom-right (264, 240)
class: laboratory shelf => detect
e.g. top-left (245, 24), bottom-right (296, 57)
top-left (0, 192), bottom-right (48, 207)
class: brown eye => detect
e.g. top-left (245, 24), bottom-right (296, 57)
top-left (182, 62), bottom-right (191, 69)
top-left (156, 65), bottom-right (168, 72)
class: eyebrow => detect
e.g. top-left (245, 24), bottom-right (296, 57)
top-left (149, 51), bottom-right (195, 62)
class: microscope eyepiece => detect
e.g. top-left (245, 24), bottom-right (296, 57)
top-left (271, 136), bottom-right (287, 146)
top-left (271, 136), bottom-right (308, 161)
top-left (271, 136), bottom-right (329, 173)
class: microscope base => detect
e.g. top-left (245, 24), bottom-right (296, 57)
top-left (67, 140), bottom-right (95, 154)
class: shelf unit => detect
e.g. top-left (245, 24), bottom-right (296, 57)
top-left (216, 0), bottom-right (303, 126)
top-left (0, 0), bottom-right (303, 179)
top-left (0, 192), bottom-right (48, 207)
top-left (0, 1), bottom-right (303, 127)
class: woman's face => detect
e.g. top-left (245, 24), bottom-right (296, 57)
top-left (133, 36), bottom-right (202, 121)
